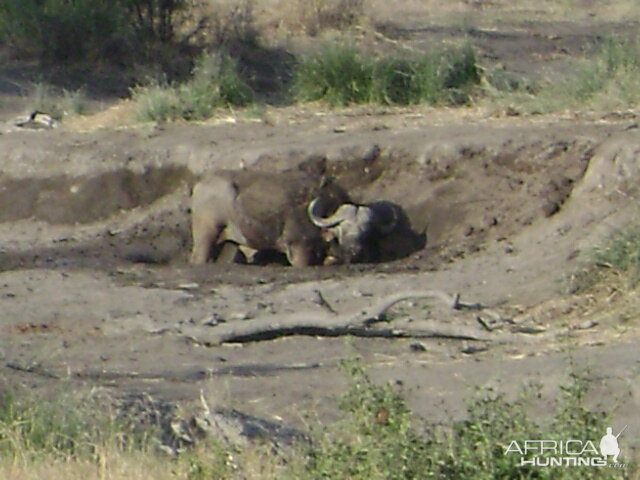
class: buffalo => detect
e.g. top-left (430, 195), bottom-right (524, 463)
top-left (190, 169), bottom-right (349, 266)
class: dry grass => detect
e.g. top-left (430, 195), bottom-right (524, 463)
top-left (366, 0), bottom-right (640, 27)
top-left (295, 0), bottom-right (365, 36)
top-left (241, 0), bottom-right (367, 39)
top-left (198, 0), bottom-right (258, 46)
top-left (0, 444), bottom-right (286, 480)
top-left (1, 452), bottom-right (178, 480)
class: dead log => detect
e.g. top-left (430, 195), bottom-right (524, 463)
top-left (181, 290), bottom-right (498, 346)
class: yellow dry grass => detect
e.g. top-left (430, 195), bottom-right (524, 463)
top-left (1, 452), bottom-right (178, 480)
top-left (367, 0), bottom-right (640, 26)
top-left (0, 441), bottom-right (285, 480)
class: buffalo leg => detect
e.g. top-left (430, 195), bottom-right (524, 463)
top-left (190, 219), bottom-right (224, 264)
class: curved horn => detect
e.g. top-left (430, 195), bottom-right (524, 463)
top-left (307, 197), bottom-right (349, 228)
top-left (372, 202), bottom-right (398, 234)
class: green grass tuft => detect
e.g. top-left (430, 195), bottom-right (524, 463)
top-left (505, 35), bottom-right (640, 113)
top-left (293, 43), bottom-right (480, 107)
top-left (569, 223), bottom-right (640, 293)
top-left (25, 83), bottom-right (90, 120)
top-left (293, 45), bottom-right (374, 106)
top-left (591, 224), bottom-right (640, 274)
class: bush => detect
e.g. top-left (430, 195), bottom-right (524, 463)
top-left (0, 0), bottom-right (129, 63)
top-left (298, 360), bottom-right (431, 479)
top-left (0, 0), bottom-right (187, 64)
top-left (132, 52), bottom-right (254, 122)
top-left (293, 43), bottom-right (480, 107)
top-left (293, 361), bottom-right (625, 480)
top-left (184, 53), bottom-right (254, 114)
top-left (438, 374), bottom-right (612, 479)
top-left (0, 386), bottom-right (236, 479)
top-left (131, 80), bottom-right (183, 123)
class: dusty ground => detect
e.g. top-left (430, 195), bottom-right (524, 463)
top-left (2, 0), bottom-right (640, 457)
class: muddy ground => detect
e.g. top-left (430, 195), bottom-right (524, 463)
top-left (2, 3), bottom-right (640, 456)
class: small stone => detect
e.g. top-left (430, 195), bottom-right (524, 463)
top-left (574, 320), bottom-right (598, 330)
top-left (461, 344), bottom-right (489, 354)
top-left (409, 341), bottom-right (427, 352)
top-left (512, 325), bottom-right (547, 334)
top-left (201, 313), bottom-right (225, 327)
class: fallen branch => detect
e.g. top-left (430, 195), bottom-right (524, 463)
top-left (181, 290), bottom-right (495, 346)
top-left (5, 362), bottom-right (60, 379)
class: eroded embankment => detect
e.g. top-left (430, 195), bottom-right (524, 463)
top-left (0, 166), bottom-right (190, 224)
top-left (0, 124), bottom-right (599, 274)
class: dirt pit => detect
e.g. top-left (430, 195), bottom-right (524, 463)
top-left (1, 110), bottom-right (640, 451)
top-left (0, 118), bottom-right (597, 274)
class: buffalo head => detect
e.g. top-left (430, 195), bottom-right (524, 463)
top-left (307, 198), bottom-right (399, 263)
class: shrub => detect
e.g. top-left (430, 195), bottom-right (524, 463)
top-left (0, 0), bottom-right (187, 64)
top-left (293, 361), bottom-right (625, 480)
top-left (298, 360), bottom-right (431, 479)
top-left (0, 0), bottom-right (129, 63)
top-left (438, 373), bottom-right (612, 479)
top-left (0, 386), bottom-right (236, 479)
top-left (131, 52), bottom-right (254, 122)
top-left (131, 80), bottom-right (183, 123)
top-left (186, 53), bottom-right (254, 112)
top-left (372, 57), bottom-right (437, 105)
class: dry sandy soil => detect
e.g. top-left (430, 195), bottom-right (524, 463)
top-left (2, 0), bottom-right (640, 456)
